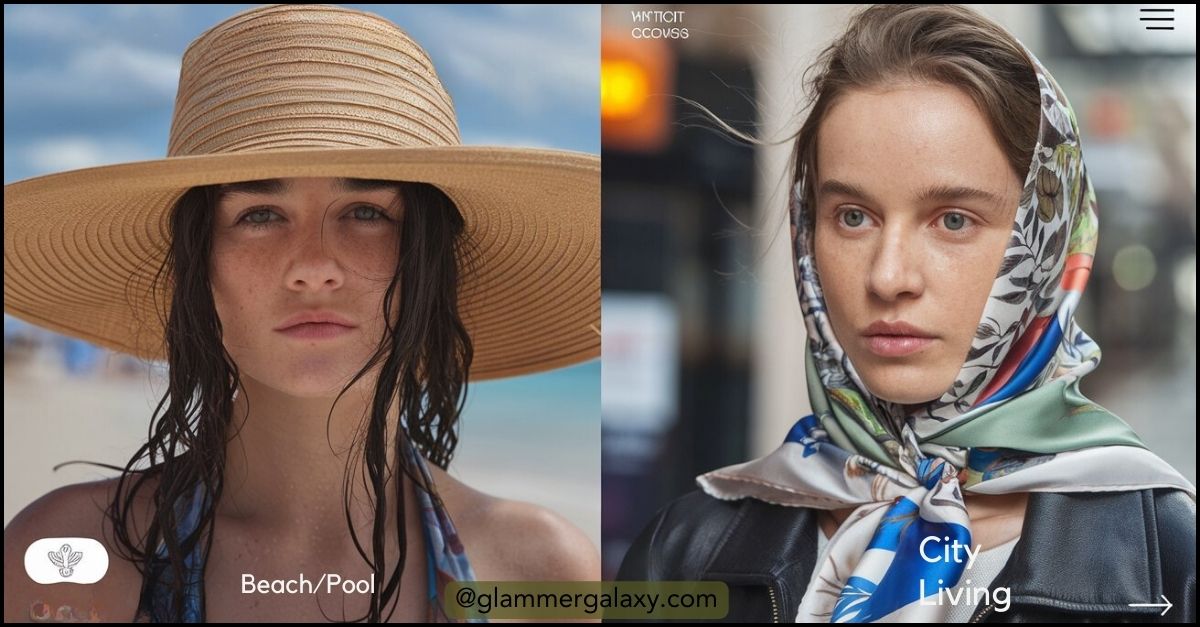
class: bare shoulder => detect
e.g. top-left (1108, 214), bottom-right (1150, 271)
top-left (3, 477), bottom-right (151, 622)
top-left (426, 464), bottom-right (600, 582)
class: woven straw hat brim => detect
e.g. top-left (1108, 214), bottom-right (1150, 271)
top-left (3, 145), bottom-right (599, 381)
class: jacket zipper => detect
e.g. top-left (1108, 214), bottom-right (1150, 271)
top-left (766, 584), bottom-right (780, 622)
top-left (969, 601), bottom-right (993, 623)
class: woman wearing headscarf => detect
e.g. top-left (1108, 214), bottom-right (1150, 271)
top-left (617, 5), bottom-right (1195, 623)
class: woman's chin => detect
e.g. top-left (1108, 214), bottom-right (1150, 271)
top-left (259, 374), bottom-right (361, 400)
top-left (859, 372), bottom-right (951, 406)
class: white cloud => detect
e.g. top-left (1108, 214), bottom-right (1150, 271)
top-left (23, 136), bottom-right (156, 174)
top-left (4, 5), bottom-right (181, 109)
top-left (419, 8), bottom-right (598, 115)
top-left (108, 5), bottom-right (185, 21)
top-left (74, 41), bottom-right (181, 95)
top-left (4, 5), bottom-right (185, 39)
top-left (5, 40), bottom-right (180, 108)
top-left (462, 134), bottom-right (556, 149)
top-left (3, 5), bottom-right (92, 40)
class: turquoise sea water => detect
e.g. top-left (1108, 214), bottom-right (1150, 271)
top-left (460, 359), bottom-right (600, 425)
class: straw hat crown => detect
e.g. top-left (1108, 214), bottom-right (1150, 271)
top-left (168, 4), bottom-right (461, 157)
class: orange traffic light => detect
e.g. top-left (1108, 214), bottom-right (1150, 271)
top-left (601, 35), bottom-right (674, 153)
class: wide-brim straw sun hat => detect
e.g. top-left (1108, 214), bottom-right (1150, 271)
top-left (3, 4), bottom-right (599, 381)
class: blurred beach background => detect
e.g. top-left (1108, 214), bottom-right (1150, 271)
top-left (3, 4), bottom-right (601, 549)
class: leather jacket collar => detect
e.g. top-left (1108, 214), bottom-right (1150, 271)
top-left (615, 488), bottom-right (1195, 622)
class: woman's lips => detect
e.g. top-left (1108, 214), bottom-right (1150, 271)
top-left (276, 322), bottom-right (355, 340)
top-left (863, 335), bottom-right (935, 357)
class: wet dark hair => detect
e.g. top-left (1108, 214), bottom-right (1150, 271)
top-left (102, 179), bottom-right (474, 622)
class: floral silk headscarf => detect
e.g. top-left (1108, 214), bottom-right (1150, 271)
top-left (697, 42), bottom-right (1195, 623)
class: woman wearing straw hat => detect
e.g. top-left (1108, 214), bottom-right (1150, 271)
top-left (4, 5), bottom-right (599, 623)
top-left (618, 4), bottom-right (1194, 623)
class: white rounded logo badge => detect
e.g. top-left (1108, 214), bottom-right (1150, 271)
top-left (24, 538), bottom-right (109, 584)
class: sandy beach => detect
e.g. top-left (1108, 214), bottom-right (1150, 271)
top-left (3, 350), bottom-right (601, 549)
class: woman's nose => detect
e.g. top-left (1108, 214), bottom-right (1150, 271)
top-left (284, 226), bottom-right (346, 292)
top-left (867, 229), bottom-right (925, 302)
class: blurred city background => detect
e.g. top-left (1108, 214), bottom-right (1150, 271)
top-left (601, 4), bottom-right (1196, 578)
top-left (3, 5), bottom-right (601, 548)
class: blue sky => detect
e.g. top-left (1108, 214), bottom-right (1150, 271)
top-left (3, 4), bottom-right (600, 418)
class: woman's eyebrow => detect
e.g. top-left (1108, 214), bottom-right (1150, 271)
top-left (913, 182), bottom-right (1004, 207)
top-left (216, 179), bottom-right (287, 201)
top-left (817, 178), bottom-right (1005, 208)
top-left (215, 178), bottom-right (397, 202)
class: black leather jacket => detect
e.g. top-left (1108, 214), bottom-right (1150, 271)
top-left (616, 487), bottom-right (1196, 622)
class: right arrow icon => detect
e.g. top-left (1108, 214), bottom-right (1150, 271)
top-left (1128, 594), bottom-right (1173, 617)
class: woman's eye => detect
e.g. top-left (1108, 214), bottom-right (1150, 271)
top-left (840, 209), bottom-right (867, 228)
top-left (351, 205), bottom-right (386, 221)
top-left (238, 208), bottom-right (279, 229)
top-left (941, 212), bottom-right (970, 231)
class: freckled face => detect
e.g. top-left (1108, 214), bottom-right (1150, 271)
top-left (812, 84), bottom-right (1022, 405)
top-left (209, 177), bottom-right (403, 398)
